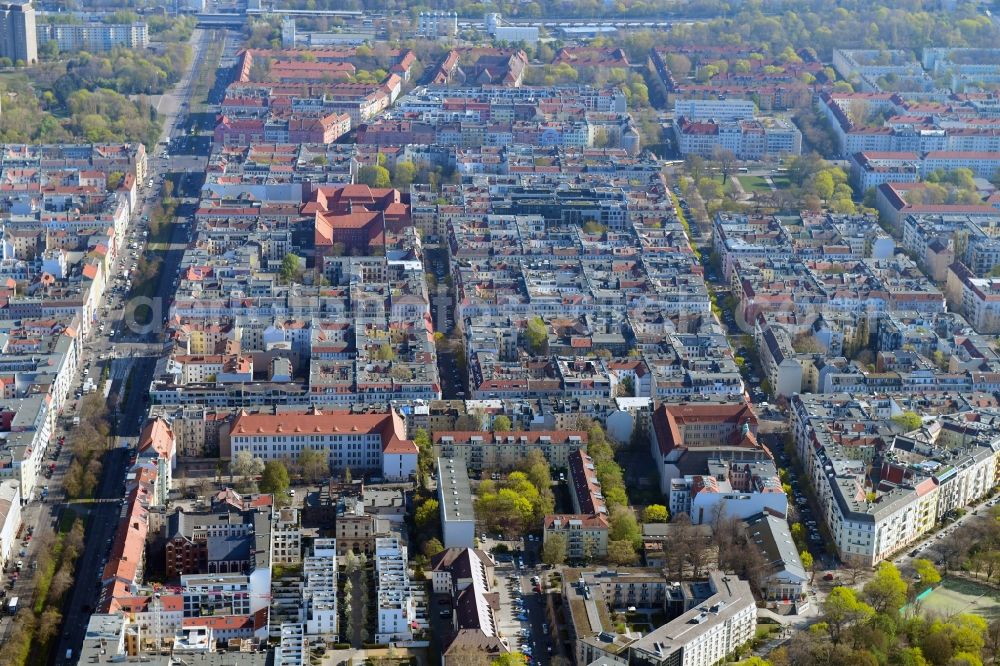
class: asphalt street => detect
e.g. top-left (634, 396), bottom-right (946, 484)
top-left (48, 27), bottom-right (221, 665)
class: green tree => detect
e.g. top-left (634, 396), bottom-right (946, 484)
top-left (800, 549), bottom-right (814, 582)
top-left (642, 504), bottom-right (669, 523)
top-left (813, 170), bottom-right (835, 200)
top-left (609, 505), bottom-right (641, 546)
top-left (422, 537), bottom-right (444, 558)
top-left (279, 253), bottom-right (303, 283)
top-left (414, 499), bottom-right (440, 529)
top-left (525, 316), bottom-right (548, 355)
top-left (892, 647), bottom-right (929, 666)
top-left (392, 160), bottom-right (417, 188)
top-left (791, 522), bottom-right (806, 548)
top-left (357, 165), bottom-right (391, 188)
top-left (913, 558), bottom-right (942, 588)
top-left (542, 533), bottom-right (567, 566)
top-left (259, 460), bottom-right (290, 495)
top-left (863, 561), bottom-right (908, 614)
top-left (607, 539), bottom-right (638, 565)
top-left (493, 415), bottom-right (513, 432)
top-left (298, 448), bottom-right (328, 484)
top-left (822, 587), bottom-right (875, 644)
top-left (373, 343), bottom-right (395, 361)
top-left (454, 412), bottom-right (484, 431)
top-left (892, 411), bottom-right (923, 432)
top-left (414, 428), bottom-right (434, 481)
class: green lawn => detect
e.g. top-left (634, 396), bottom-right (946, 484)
top-left (738, 175), bottom-right (773, 192)
top-left (755, 623), bottom-right (781, 640)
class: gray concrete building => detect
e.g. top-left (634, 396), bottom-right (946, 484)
top-left (0, 0), bottom-right (36, 64)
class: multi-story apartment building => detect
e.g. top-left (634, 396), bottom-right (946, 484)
top-left (416, 11), bottom-right (457, 37)
top-left (429, 547), bottom-right (495, 595)
top-left (743, 511), bottom-right (808, 602)
top-left (36, 21), bottom-right (148, 52)
top-left (563, 568), bottom-right (755, 666)
top-left (667, 457), bottom-right (787, 524)
top-left (164, 507), bottom-right (272, 579)
top-left (756, 319), bottom-right (803, 398)
top-left (849, 151), bottom-right (921, 191)
top-left (902, 214), bottom-right (1000, 282)
top-left (543, 514), bottom-right (610, 559)
top-left (0, 0), bottom-right (36, 64)
top-left (276, 623), bottom-right (308, 666)
top-left (433, 547), bottom-right (511, 664)
top-left (432, 430), bottom-right (587, 472)
top-left (374, 537), bottom-right (414, 643)
top-left (302, 538), bottom-right (338, 638)
top-left (629, 572), bottom-right (756, 666)
top-left (791, 394), bottom-right (1000, 566)
top-left (946, 262), bottom-right (1000, 334)
top-left (673, 98), bottom-right (756, 121)
top-left (272, 507), bottom-right (302, 565)
top-left (334, 497), bottom-right (383, 556)
top-left (674, 116), bottom-right (801, 159)
top-left (567, 448), bottom-right (608, 516)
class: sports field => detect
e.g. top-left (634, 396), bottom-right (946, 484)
top-left (920, 577), bottom-right (1000, 620)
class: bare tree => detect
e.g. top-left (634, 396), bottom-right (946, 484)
top-left (197, 476), bottom-right (214, 500)
top-left (47, 567), bottom-right (74, 603)
top-left (712, 146), bottom-right (738, 185)
top-left (842, 555), bottom-right (867, 586)
top-left (934, 531), bottom-right (972, 573)
top-left (739, 541), bottom-right (771, 599)
top-left (664, 513), bottom-right (696, 580)
top-left (986, 618), bottom-right (1000, 666)
top-left (35, 608), bottom-right (62, 644)
top-left (710, 503), bottom-right (743, 572)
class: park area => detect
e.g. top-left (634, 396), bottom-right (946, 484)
top-left (737, 175), bottom-right (773, 192)
top-left (919, 577), bottom-right (1000, 621)
top-left (737, 174), bottom-right (793, 192)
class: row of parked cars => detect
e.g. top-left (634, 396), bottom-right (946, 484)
top-left (507, 573), bottom-right (549, 663)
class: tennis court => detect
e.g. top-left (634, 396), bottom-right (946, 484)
top-left (920, 577), bottom-right (1000, 620)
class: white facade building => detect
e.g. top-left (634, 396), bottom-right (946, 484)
top-left (375, 537), bottom-right (414, 644)
top-left (276, 623), bottom-right (308, 666)
top-left (437, 457), bottom-right (476, 549)
top-left (229, 410), bottom-right (417, 481)
top-left (485, 13), bottom-right (538, 44)
top-left (272, 507), bottom-right (302, 565)
top-left (417, 11), bottom-right (457, 37)
top-left (791, 394), bottom-right (1000, 566)
top-left (628, 572), bottom-right (756, 666)
top-left (36, 21), bottom-right (148, 52)
top-left (302, 538), bottom-right (338, 639)
top-left (673, 98), bottom-right (755, 121)
top-left (946, 262), bottom-right (1000, 335)
top-left (0, 480), bottom-right (20, 572)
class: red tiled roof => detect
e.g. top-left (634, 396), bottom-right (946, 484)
top-left (231, 409), bottom-right (416, 455)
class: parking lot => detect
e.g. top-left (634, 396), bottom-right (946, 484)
top-left (496, 562), bottom-right (553, 665)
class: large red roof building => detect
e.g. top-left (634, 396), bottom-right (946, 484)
top-left (229, 408), bottom-right (417, 481)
